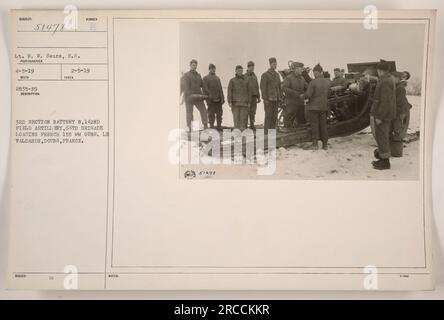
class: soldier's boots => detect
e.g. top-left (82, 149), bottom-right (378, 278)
top-left (322, 142), bottom-right (328, 150)
top-left (374, 148), bottom-right (381, 159)
top-left (372, 158), bottom-right (391, 170)
top-left (311, 140), bottom-right (319, 150)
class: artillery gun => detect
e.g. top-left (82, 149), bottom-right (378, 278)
top-left (268, 60), bottom-right (397, 147)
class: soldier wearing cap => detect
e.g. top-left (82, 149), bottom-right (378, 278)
top-left (227, 65), bottom-right (251, 130)
top-left (260, 57), bottom-right (282, 133)
top-left (282, 61), bottom-right (308, 127)
top-left (300, 63), bottom-right (331, 150)
top-left (203, 63), bottom-right (225, 130)
top-left (181, 59), bottom-right (209, 130)
top-left (370, 60), bottom-right (397, 170)
top-left (331, 68), bottom-right (348, 88)
top-left (245, 61), bottom-right (261, 129)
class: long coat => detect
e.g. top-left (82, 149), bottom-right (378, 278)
top-left (203, 74), bottom-right (225, 103)
top-left (395, 82), bottom-right (412, 116)
top-left (260, 68), bottom-right (282, 102)
top-left (371, 73), bottom-right (397, 120)
top-left (245, 71), bottom-right (260, 98)
top-left (302, 77), bottom-right (331, 112)
top-left (282, 73), bottom-right (307, 106)
top-left (227, 75), bottom-right (250, 107)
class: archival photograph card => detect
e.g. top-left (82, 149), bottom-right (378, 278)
top-left (7, 9), bottom-right (436, 290)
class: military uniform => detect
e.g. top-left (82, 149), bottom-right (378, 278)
top-left (227, 74), bottom-right (251, 130)
top-left (260, 68), bottom-right (282, 132)
top-left (282, 73), bottom-right (307, 127)
top-left (181, 70), bottom-right (208, 129)
top-left (302, 76), bottom-right (331, 145)
top-left (370, 73), bottom-right (397, 159)
top-left (395, 81), bottom-right (412, 136)
top-left (245, 70), bottom-right (260, 128)
top-left (203, 73), bottom-right (225, 128)
top-left (390, 81), bottom-right (412, 157)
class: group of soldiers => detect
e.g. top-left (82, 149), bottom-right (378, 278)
top-left (180, 58), bottom-right (412, 170)
top-left (181, 57), bottom-right (339, 150)
top-left (180, 59), bottom-right (262, 133)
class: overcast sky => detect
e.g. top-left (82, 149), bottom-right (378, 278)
top-left (180, 21), bottom-right (426, 87)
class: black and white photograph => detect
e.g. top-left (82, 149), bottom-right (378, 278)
top-left (1, 7), bottom-right (440, 296)
top-left (179, 20), bottom-right (427, 180)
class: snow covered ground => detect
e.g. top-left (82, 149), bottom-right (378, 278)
top-left (271, 131), bottom-right (419, 180)
top-left (274, 95), bottom-right (420, 180)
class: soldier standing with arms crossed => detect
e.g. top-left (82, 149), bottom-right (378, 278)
top-left (260, 57), bottom-right (282, 133)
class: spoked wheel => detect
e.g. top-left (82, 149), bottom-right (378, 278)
top-left (277, 107), bottom-right (286, 129)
